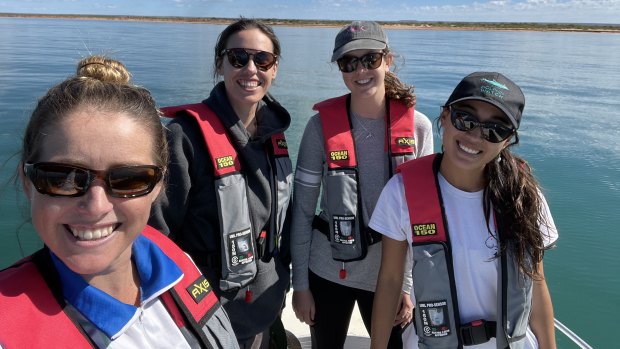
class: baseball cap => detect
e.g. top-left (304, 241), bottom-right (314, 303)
top-left (331, 21), bottom-right (388, 62)
top-left (445, 72), bottom-right (525, 129)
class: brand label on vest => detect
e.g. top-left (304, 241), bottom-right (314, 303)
top-left (187, 275), bottom-right (212, 304)
top-left (396, 137), bottom-right (415, 147)
top-left (228, 228), bottom-right (254, 266)
top-left (330, 150), bottom-right (349, 161)
top-left (276, 138), bottom-right (288, 149)
top-left (333, 215), bottom-right (355, 245)
top-left (216, 155), bottom-right (234, 169)
top-left (412, 223), bottom-right (437, 236)
top-left (419, 300), bottom-right (451, 338)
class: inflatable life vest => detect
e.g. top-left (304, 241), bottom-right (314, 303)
top-left (398, 154), bottom-right (532, 348)
top-left (161, 103), bottom-right (292, 291)
top-left (0, 226), bottom-right (234, 349)
top-left (313, 94), bottom-right (416, 262)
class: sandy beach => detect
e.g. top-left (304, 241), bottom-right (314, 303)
top-left (2, 13), bottom-right (619, 33)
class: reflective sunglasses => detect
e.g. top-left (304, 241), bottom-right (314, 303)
top-left (336, 52), bottom-right (385, 73)
top-left (221, 48), bottom-right (278, 71)
top-left (24, 162), bottom-right (163, 198)
top-left (449, 107), bottom-right (515, 143)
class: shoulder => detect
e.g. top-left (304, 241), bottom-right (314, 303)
top-left (413, 109), bottom-right (433, 130)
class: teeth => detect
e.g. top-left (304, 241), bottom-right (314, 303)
top-left (459, 142), bottom-right (480, 155)
top-left (357, 78), bottom-right (371, 84)
top-left (70, 225), bottom-right (114, 241)
top-left (239, 80), bottom-right (260, 88)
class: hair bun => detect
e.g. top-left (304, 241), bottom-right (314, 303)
top-left (76, 55), bottom-right (131, 84)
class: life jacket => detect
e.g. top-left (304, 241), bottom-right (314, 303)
top-left (161, 103), bottom-right (292, 291)
top-left (313, 94), bottom-right (416, 262)
top-left (398, 154), bottom-right (532, 348)
top-left (0, 225), bottom-right (236, 349)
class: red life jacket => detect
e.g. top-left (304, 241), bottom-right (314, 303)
top-left (312, 94), bottom-right (416, 262)
top-left (398, 154), bottom-right (532, 348)
top-left (160, 103), bottom-right (292, 291)
top-left (0, 226), bottom-right (223, 348)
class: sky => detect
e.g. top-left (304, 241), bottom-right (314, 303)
top-left (1, 0), bottom-right (619, 24)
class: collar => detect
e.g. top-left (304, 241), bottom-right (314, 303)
top-left (51, 234), bottom-right (183, 339)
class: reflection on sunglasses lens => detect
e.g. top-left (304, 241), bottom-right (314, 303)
top-left (450, 109), bottom-right (513, 143)
top-left (225, 48), bottom-right (276, 71)
top-left (337, 52), bottom-right (384, 73)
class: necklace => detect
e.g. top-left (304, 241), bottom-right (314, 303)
top-left (353, 112), bottom-right (383, 140)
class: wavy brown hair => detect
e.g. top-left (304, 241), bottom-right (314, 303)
top-left (384, 49), bottom-right (416, 108)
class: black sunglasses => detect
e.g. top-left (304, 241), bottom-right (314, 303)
top-left (24, 162), bottom-right (163, 198)
top-left (221, 48), bottom-right (278, 71)
top-left (336, 52), bottom-right (385, 73)
top-left (449, 107), bottom-right (515, 143)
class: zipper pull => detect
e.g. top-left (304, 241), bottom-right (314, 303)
top-left (339, 262), bottom-right (347, 279)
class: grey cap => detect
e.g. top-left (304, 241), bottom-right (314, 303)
top-left (445, 72), bottom-right (525, 130)
top-left (331, 21), bottom-right (388, 62)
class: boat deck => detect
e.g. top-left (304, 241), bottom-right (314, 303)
top-left (281, 289), bottom-right (371, 348)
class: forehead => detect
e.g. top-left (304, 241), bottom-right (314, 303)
top-left (37, 108), bottom-right (156, 166)
top-left (226, 28), bottom-right (274, 52)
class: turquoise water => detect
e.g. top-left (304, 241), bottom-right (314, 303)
top-left (1, 18), bottom-right (619, 348)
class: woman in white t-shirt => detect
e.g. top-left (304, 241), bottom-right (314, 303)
top-left (369, 72), bottom-right (558, 349)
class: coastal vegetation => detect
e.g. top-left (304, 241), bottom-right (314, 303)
top-left (1, 13), bottom-right (619, 33)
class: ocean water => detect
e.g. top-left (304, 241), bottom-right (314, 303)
top-left (1, 17), bottom-right (619, 348)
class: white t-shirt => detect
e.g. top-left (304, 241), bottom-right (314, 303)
top-left (369, 173), bottom-right (559, 349)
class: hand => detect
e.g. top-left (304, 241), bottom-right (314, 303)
top-left (394, 292), bottom-right (414, 327)
top-left (292, 289), bottom-right (316, 325)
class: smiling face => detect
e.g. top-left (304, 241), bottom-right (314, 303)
top-left (22, 107), bottom-right (162, 278)
top-left (218, 28), bottom-right (278, 115)
top-left (340, 49), bottom-right (392, 101)
top-left (439, 100), bottom-right (512, 190)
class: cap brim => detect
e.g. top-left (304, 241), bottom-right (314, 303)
top-left (331, 39), bottom-right (387, 62)
top-left (448, 97), bottom-right (519, 130)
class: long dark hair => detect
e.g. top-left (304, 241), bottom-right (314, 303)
top-left (484, 141), bottom-right (549, 279)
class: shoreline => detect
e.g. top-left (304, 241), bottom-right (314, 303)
top-left (2, 12), bottom-right (620, 33)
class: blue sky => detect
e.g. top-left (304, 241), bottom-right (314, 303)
top-left (2, 0), bottom-right (619, 24)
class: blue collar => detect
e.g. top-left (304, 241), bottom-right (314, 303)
top-left (51, 234), bottom-right (183, 339)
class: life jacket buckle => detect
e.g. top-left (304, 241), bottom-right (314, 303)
top-left (459, 319), bottom-right (496, 346)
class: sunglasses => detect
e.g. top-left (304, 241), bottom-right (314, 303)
top-left (336, 52), bottom-right (385, 73)
top-left (221, 48), bottom-right (277, 71)
top-left (449, 107), bottom-right (515, 143)
top-left (24, 162), bottom-right (163, 198)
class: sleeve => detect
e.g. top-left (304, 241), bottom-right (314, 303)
top-left (414, 110), bottom-right (435, 157)
top-left (290, 114), bottom-right (326, 291)
top-left (149, 121), bottom-right (193, 237)
top-left (370, 174), bottom-right (412, 293)
top-left (369, 174), bottom-right (408, 242)
top-left (538, 191), bottom-right (559, 249)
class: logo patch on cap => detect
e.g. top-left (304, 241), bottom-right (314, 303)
top-left (349, 21), bottom-right (366, 32)
top-left (412, 223), bottom-right (437, 236)
top-left (216, 155), bottom-right (234, 169)
top-left (330, 150), bottom-right (349, 161)
top-left (480, 78), bottom-right (509, 100)
top-left (187, 276), bottom-right (212, 304)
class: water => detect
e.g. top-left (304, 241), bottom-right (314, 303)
top-left (1, 18), bottom-right (619, 348)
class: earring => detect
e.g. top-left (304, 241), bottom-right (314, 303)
top-left (495, 154), bottom-right (502, 163)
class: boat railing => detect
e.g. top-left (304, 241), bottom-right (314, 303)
top-left (555, 318), bottom-right (593, 349)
